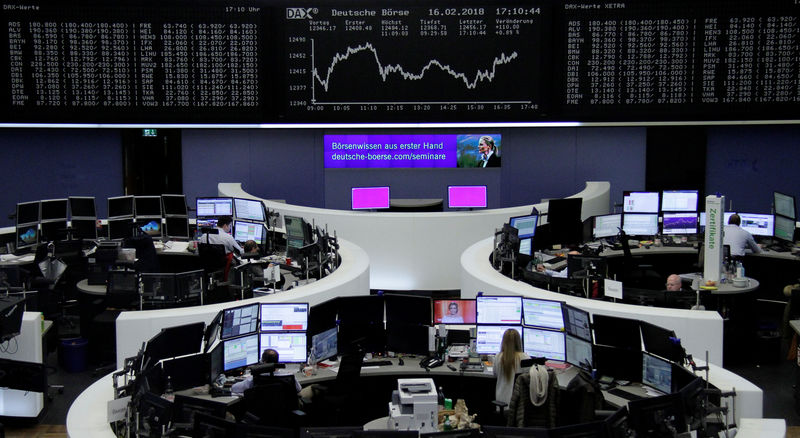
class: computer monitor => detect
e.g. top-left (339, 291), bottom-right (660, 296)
top-left (337, 296), bottom-right (384, 325)
top-left (738, 212), bottom-right (774, 237)
top-left (40, 220), bottom-right (68, 242)
top-left (433, 299), bottom-right (476, 325)
top-left (69, 196), bottom-right (96, 218)
top-left (40, 199), bottom-right (68, 221)
top-left (523, 327), bottom-right (566, 361)
top-left (161, 194), bottom-right (187, 216)
top-left (162, 353), bottom-right (210, 391)
top-left (145, 322), bottom-right (206, 365)
top-left (16, 201), bottom-right (40, 225)
top-left (642, 352), bottom-right (673, 394)
top-left (351, 186), bottom-right (390, 210)
top-left (221, 303), bottom-right (260, 340)
top-left (311, 327), bottom-right (337, 363)
top-left (623, 191), bottom-right (660, 213)
top-left (140, 273), bottom-right (177, 301)
top-left (386, 323), bottom-right (430, 355)
top-left (592, 314), bottom-right (641, 350)
top-left (176, 270), bottom-right (203, 300)
top-left (385, 294), bottom-right (432, 327)
top-left (165, 216), bottom-right (190, 239)
top-left (135, 196), bottom-right (163, 217)
top-left (70, 218), bottom-right (98, 240)
top-left (476, 296), bottom-right (522, 325)
top-left (627, 393), bottom-right (687, 437)
top-left (565, 334), bottom-right (593, 370)
top-left (196, 218), bottom-right (218, 229)
top-left (566, 254), bottom-right (605, 278)
top-left (661, 190), bottom-right (698, 212)
top-left (518, 238), bottom-right (532, 256)
top-left (774, 191), bottom-right (796, 220)
top-left (259, 332), bottom-right (308, 363)
top-left (15, 223), bottom-right (38, 250)
top-left (284, 215), bottom-right (311, 249)
top-left (622, 213), bottom-right (659, 236)
top-left (136, 218), bottom-right (162, 238)
top-left (562, 304), bottom-right (591, 342)
top-left (699, 211), bottom-right (735, 229)
top-left (222, 333), bottom-right (260, 372)
top-left (593, 213), bottom-right (621, 240)
top-left (108, 195), bottom-right (134, 218)
top-left (234, 198), bottom-right (266, 222)
top-left (593, 345), bottom-right (643, 382)
top-left (774, 214), bottom-right (795, 242)
top-left (196, 197), bottom-right (233, 217)
top-left (640, 321), bottom-right (683, 363)
top-left (475, 325), bottom-right (521, 355)
top-left (522, 297), bottom-right (564, 331)
top-left (107, 217), bottom-right (134, 240)
top-left (448, 185), bottom-right (487, 209)
top-left (661, 213), bottom-right (698, 235)
top-left (260, 303), bottom-right (309, 332)
top-left (233, 220), bottom-right (266, 244)
top-left (509, 214), bottom-right (538, 239)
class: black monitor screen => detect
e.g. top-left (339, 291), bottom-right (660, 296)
top-left (221, 303), bottom-right (260, 340)
top-left (196, 197), bottom-right (233, 217)
top-left (594, 345), bottom-right (643, 382)
top-left (135, 196), bottom-right (163, 217)
top-left (107, 218), bottom-right (134, 240)
top-left (71, 218), bottom-right (97, 240)
top-left (40, 220), bottom-right (68, 242)
top-left (640, 321), bottom-right (683, 363)
top-left (162, 353), bottom-right (209, 391)
top-left (16, 201), bottom-right (40, 225)
top-left (563, 304), bottom-right (591, 342)
top-left (311, 327), bottom-right (338, 363)
top-left (162, 194), bottom-right (187, 216)
top-left (547, 198), bottom-right (583, 245)
top-left (308, 298), bottom-right (339, 338)
top-left (566, 254), bottom-right (606, 278)
top-left (386, 324), bottom-right (430, 356)
top-left (108, 196), bottom-right (134, 218)
top-left (774, 191), bottom-right (796, 220)
top-left (40, 199), bottom-right (68, 221)
top-left (141, 273), bottom-right (177, 300)
top-left (136, 218), bottom-right (162, 238)
top-left (165, 216), bottom-right (190, 239)
top-left (592, 314), bottom-right (641, 350)
top-left (385, 294), bottom-right (432, 327)
top-left (234, 198), bottom-right (265, 222)
top-left (627, 393), bottom-right (687, 437)
top-left (146, 322), bottom-right (205, 364)
top-left (337, 296), bottom-right (384, 325)
top-left (69, 196), bottom-right (96, 218)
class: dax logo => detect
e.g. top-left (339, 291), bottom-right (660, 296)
top-left (287, 7), bottom-right (317, 19)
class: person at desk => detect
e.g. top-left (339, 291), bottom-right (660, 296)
top-left (665, 274), bottom-right (683, 292)
top-left (478, 135), bottom-right (501, 168)
top-left (231, 349), bottom-right (302, 395)
top-left (494, 329), bottom-right (530, 405)
top-left (441, 302), bottom-right (464, 323)
top-left (197, 216), bottom-right (243, 255)
top-left (724, 214), bottom-right (762, 257)
top-left (535, 250), bottom-right (581, 278)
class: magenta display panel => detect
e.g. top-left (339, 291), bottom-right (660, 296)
top-left (351, 187), bottom-right (390, 210)
top-left (448, 185), bottom-right (487, 208)
top-left (324, 134), bottom-right (501, 168)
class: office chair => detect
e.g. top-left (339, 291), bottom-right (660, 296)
top-left (198, 243), bottom-right (232, 304)
top-left (242, 375), bottom-right (306, 427)
top-left (505, 366), bottom-right (559, 428)
top-left (618, 233), bottom-right (663, 290)
top-left (90, 270), bottom-right (138, 375)
top-left (311, 351), bottom-right (364, 426)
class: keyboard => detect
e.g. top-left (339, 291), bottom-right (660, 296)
top-left (363, 360), bottom-right (393, 367)
top-left (607, 387), bottom-right (645, 401)
top-left (543, 257), bottom-right (567, 270)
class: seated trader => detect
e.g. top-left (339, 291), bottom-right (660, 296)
top-left (665, 274), bottom-right (683, 292)
top-left (197, 216), bottom-right (243, 255)
top-left (231, 349), bottom-right (302, 395)
top-left (723, 214), bottom-right (762, 257)
top-left (494, 328), bottom-right (530, 405)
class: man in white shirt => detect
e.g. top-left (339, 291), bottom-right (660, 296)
top-left (724, 214), bottom-right (762, 257)
top-left (197, 216), bottom-right (243, 255)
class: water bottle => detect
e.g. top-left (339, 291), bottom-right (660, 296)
top-left (437, 386), bottom-right (445, 410)
top-left (164, 375), bottom-right (174, 401)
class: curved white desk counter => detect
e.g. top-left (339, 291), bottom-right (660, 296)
top-left (67, 372), bottom-right (115, 438)
top-left (115, 238), bottom-right (369, 367)
top-left (219, 181), bottom-right (611, 291)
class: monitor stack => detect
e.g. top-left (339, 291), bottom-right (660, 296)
top-left (232, 198), bottom-right (268, 247)
top-left (162, 194), bottom-right (190, 240)
top-left (69, 196), bottom-right (98, 240)
top-left (134, 196), bottom-right (163, 240)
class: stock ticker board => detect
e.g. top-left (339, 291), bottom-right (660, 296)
top-left (1, 0), bottom-right (800, 124)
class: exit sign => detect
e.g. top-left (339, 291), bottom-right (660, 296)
top-left (142, 129), bottom-right (157, 137)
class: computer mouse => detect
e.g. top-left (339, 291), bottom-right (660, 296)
top-left (398, 357), bottom-right (404, 366)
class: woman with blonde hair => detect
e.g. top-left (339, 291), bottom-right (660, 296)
top-left (494, 328), bottom-right (530, 404)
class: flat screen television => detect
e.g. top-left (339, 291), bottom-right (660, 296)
top-left (661, 213), bottom-right (698, 235)
top-left (196, 197), bottom-right (233, 217)
top-left (69, 196), bottom-right (96, 218)
top-left (661, 190), bottom-right (698, 212)
top-left (593, 213), bottom-right (621, 239)
top-left (522, 327), bottom-right (566, 361)
top-left (108, 195), bottom-right (134, 218)
top-left (623, 191), bottom-right (660, 213)
top-left (134, 196), bottom-right (162, 217)
top-left (40, 199), bottom-right (68, 221)
top-left (433, 299), bottom-right (476, 325)
top-left (509, 214), bottom-right (538, 239)
top-left (234, 198), bottom-right (266, 222)
top-left (161, 194), bottom-right (187, 216)
top-left (447, 185), bottom-right (487, 209)
top-left (351, 186), bottom-right (390, 210)
top-left (774, 191), bottom-right (796, 220)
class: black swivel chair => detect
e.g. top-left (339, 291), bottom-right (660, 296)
top-left (312, 351), bottom-right (364, 426)
top-left (242, 374), bottom-right (306, 427)
top-left (198, 243), bottom-right (232, 304)
top-left (618, 232), bottom-right (663, 290)
top-left (91, 270), bottom-right (138, 374)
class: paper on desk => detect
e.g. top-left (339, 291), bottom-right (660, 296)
top-left (162, 241), bottom-right (190, 253)
top-left (0, 254), bottom-right (34, 262)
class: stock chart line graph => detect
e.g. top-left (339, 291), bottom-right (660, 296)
top-left (310, 39), bottom-right (524, 105)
